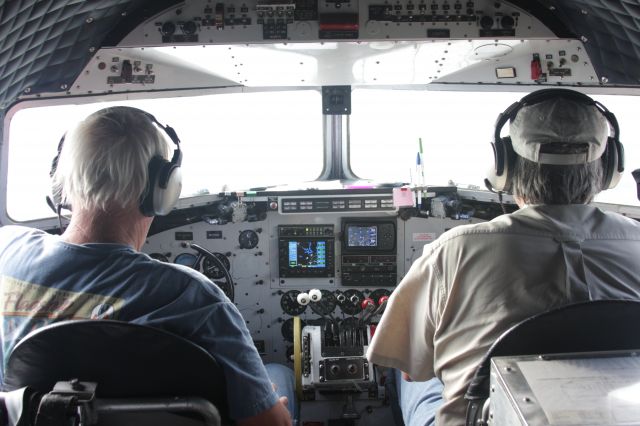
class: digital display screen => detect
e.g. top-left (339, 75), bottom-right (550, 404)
top-left (347, 225), bottom-right (378, 248)
top-left (288, 240), bottom-right (327, 269)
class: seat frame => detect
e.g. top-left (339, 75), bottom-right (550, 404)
top-left (3, 320), bottom-right (228, 426)
top-left (464, 300), bottom-right (640, 426)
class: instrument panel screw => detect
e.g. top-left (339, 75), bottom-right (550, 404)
top-left (60, 84), bottom-right (68, 90)
top-left (23, 87), bottom-right (31, 93)
top-left (89, 46), bottom-right (96, 53)
top-left (86, 17), bottom-right (94, 23)
top-left (601, 76), bottom-right (609, 84)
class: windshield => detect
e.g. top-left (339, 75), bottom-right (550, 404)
top-left (6, 90), bottom-right (323, 221)
top-left (6, 88), bottom-right (639, 222)
top-left (350, 89), bottom-right (640, 206)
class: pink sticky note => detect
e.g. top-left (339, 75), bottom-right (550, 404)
top-left (392, 187), bottom-right (415, 207)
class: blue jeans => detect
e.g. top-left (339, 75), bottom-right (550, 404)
top-left (388, 369), bottom-right (444, 426)
top-left (265, 363), bottom-right (298, 424)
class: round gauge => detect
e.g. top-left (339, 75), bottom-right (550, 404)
top-left (202, 253), bottom-right (231, 279)
top-left (310, 290), bottom-right (337, 316)
top-left (238, 230), bottom-right (259, 249)
top-left (281, 317), bottom-right (306, 342)
top-left (369, 288), bottom-right (392, 306)
top-left (149, 253), bottom-right (169, 262)
top-left (338, 289), bottom-right (365, 315)
top-left (280, 290), bottom-right (307, 315)
top-left (212, 280), bottom-right (234, 302)
top-left (174, 252), bottom-right (197, 268)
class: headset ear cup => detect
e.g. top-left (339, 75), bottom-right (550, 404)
top-left (140, 156), bottom-right (165, 217)
top-left (153, 166), bottom-right (182, 216)
top-left (601, 138), bottom-right (621, 190)
top-left (486, 137), bottom-right (514, 192)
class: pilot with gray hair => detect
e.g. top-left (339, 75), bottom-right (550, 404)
top-left (0, 106), bottom-right (294, 426)
top-left (367, 89), bottom-right (640, 426)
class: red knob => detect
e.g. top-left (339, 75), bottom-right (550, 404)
top-left (361, 298), bottom-right (375, 310)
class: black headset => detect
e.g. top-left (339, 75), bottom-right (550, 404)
top-left (485, 89), bottom-right (625, 193)
top-left (48, 107), bottom-right (183, 217)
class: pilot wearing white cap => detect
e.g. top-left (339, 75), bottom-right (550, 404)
top-left (367, 89), bottom-right (640, 426)
top-left (510, 95), bottom-right (610, 165)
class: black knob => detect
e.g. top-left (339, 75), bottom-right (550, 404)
top-left (182, 21), bottom-right (197, 35)
top-left (480, 15), bottom-right (494, 29)
top-left (161, 22), bottom-right (176, 36)
top-left (501, 15), bottom-right (514, 29)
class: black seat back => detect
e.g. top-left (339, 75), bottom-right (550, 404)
top-left (465, 300), bottom-right (640, 425)
top-left (4, 320), bottom-right (229, 423)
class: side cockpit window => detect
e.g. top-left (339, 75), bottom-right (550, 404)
top-left (5, 90), bottom-right (323, 222)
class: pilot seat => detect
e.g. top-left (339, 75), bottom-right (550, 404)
top-left (465, 300), bottom-right (640, 426)
top-left (1, 320), bottom-right (228, 426)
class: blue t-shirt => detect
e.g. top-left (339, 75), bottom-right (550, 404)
top-left (0, 225), bottom-right (278, 420)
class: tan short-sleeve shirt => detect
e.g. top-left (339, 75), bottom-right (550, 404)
top-left (367, 204), bottom-right (640, 425)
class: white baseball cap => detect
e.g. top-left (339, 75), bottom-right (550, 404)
top-left (509, 97), bottom-right (610, 165)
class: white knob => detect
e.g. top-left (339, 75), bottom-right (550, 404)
top-left (297, 292), bottom-right (310, 305)
top-left (309, 289), bottom-right (322, 302)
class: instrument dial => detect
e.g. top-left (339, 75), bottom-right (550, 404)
top-left (174, 253), bottom-right (197, 268)
top-left (239, 230), bottom-right (259, 249)
top-left (338, 289), bottom-right (365, 315)
top-left (202, 253), bottom-right (231, 279)
top-left (310, 290), bottom-right (337, 316)
top-left (370, 288), bottom-right (392, 306)
top-left (280, 290), bottom-right (307, 315)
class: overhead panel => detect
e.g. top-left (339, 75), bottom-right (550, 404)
top-left (50, 0), bottom-right (600, 97)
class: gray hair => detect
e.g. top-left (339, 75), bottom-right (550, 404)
top-left (52, 106), bottom-right (170, 212)
top-left (510, 150), bottom-right (603, 204)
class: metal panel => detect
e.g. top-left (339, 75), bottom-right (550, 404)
top-left (491, 352), bottom-right (640, 425)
